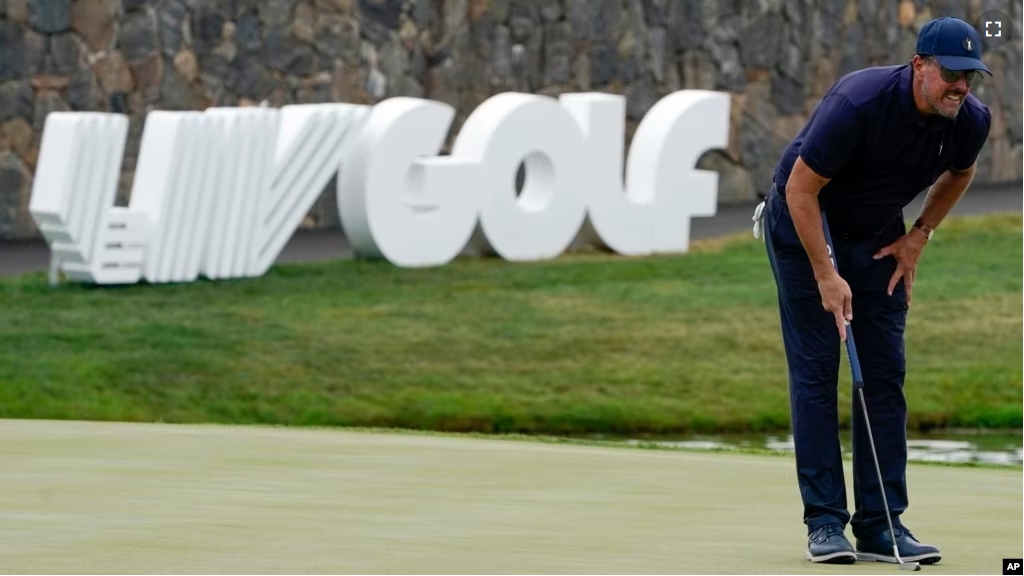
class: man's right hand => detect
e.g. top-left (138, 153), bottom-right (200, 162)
top-left (817, 272), bottom-right (853, 341)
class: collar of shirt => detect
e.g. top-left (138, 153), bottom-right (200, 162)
top-left (898, 64), bottom-right (955, 132)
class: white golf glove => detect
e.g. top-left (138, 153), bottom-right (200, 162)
top-left (752, 200), bottom-right (766, 240)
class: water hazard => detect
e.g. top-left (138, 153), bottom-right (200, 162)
top-left (623, 430), bottom-right (1023, 466)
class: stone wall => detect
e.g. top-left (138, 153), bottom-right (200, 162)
top-left (1, 0), bottom-right (1021, 240)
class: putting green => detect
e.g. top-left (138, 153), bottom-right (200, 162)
top-left (1, 420), bottom-right (1019, 574)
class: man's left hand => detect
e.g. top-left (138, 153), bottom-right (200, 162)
top-left (873, 230), bottom-right (928, 307)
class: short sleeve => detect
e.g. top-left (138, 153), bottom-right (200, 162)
top-left (951, 103), bottom-right (992, 171)
top-left (798, 94), bottom-right (865, 179)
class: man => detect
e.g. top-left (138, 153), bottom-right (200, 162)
top-left (757, 16), bottom-right (992, 565)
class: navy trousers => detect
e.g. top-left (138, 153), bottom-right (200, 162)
top-left (762, 185), bottom-right (910, 540)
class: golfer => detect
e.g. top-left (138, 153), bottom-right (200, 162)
top-left (757, 16), bottom-right (992, 565)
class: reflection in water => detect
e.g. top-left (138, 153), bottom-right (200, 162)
top-left (626, 432), bottom-right (1024, 466)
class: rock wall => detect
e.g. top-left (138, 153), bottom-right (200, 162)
top-left (1, 0), bottom-right (1021, 240)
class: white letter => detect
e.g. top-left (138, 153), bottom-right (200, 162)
top-left (452, 93), bottom-right (588, 261)
top-left (200, 108), bottom-right (277, 280)
top-left (338, 97), bottom-right (480, 267)
top-left (29, 112), bottom-right (147, 284)
top-left (559, 93), bottom-right (653, 254)
top-left (250, 104), bottom-right (369, 275)
top-left (626, 90), bottom-right (730, 253)
top-left (129, 111), bottom-right (220, 283)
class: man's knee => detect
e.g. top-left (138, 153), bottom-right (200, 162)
top-left (788, 345), bottom-right (842, 400)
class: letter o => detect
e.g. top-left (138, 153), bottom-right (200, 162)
top-left (451, 93), bottom-right (588, 261)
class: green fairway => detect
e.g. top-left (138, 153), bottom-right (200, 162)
top-left (0, 419), bottom-right (1019, 574)
top-left (0, 214), bottom-right (1020, 434)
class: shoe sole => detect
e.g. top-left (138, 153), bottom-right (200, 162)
top-left (856, 552), bottom-right (941, 565)
top-left (806, 550), bottom-right (857, 564)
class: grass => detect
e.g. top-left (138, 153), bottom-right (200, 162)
top-left (0, 213), bottom-right (1020, 435)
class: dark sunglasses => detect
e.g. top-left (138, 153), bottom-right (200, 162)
top-left (930, 60), bottom-right (985, 88)
top-left (939, 67), bottom-right (984, 87)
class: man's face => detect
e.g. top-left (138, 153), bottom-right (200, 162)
top-left (916, 56), bottom-right (971, 119)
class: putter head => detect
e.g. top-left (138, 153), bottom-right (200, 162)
top-left (893, 545), bottom-right (921, 570)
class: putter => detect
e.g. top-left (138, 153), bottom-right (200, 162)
top-left (820, 212), bottom-right (921, 572)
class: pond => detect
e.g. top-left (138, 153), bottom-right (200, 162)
top-left (620, 430), bottom-right (1023, 466)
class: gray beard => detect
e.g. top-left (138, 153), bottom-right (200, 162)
top-left (932, 98), bottom-right (962, 119)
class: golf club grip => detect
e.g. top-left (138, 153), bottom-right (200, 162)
top-left (820, 212), bottom-right (865, 391)
top-left (844, 330), bottom-right (865, 391)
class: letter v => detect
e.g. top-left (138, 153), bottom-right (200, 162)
top-left (247, 104), bottom-right (370, 277)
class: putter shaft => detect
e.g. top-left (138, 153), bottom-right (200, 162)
top-left (824, 212), bottom-right (920, 571)
top-left (858, 356), bottom-right (920, 572)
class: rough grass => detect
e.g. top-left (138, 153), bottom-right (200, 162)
top-left (0, 214), bottom-right (1020, 435)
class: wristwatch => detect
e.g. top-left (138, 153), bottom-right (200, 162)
top-left (912, 218), bottom-right (934, 241)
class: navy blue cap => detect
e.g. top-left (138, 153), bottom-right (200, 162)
top-left (916, 16), bottom-right (992, 74)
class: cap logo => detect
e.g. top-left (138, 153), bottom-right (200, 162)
top-left (963, 37), bottom-right (973, 51)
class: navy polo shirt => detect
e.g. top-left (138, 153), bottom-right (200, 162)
top-left (772, 64), bottom-right (992, 237)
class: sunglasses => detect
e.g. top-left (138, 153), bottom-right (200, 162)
top-left (939, 67), bottom-right (984, 88)
top-left (931, 61), bottom-right (985, 88)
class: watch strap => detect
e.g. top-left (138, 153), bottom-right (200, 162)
top-left (912, 218), bottom-right (934, 239)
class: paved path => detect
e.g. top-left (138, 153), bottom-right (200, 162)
top-left (1, 184), bottom-right (1019, 277)
top-left (0, 419), bottom-right (1020, 574)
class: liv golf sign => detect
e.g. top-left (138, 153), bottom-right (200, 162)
top-left (29, 90), bottom-right (730, 285)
